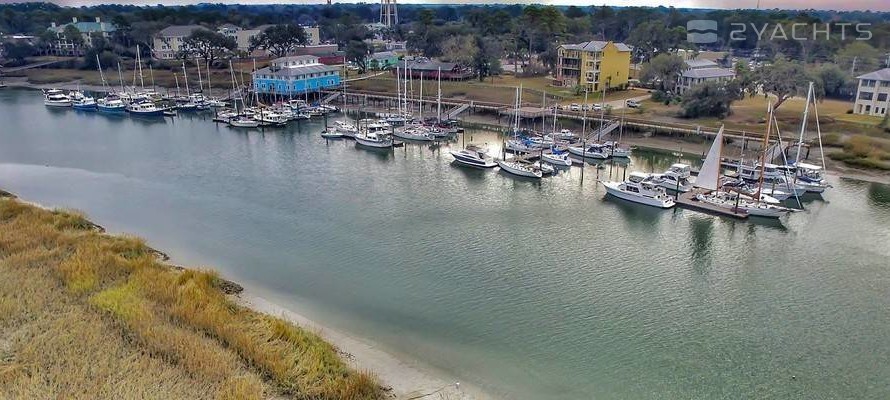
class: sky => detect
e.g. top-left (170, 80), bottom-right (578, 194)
top-left (1, 0), bottom-right (888, 12)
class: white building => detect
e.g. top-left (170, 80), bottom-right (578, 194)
top-left (676, 58), bottom-right (735, 95)
top-left (854, 68), bottom-right (890, 117)
top-left (152, 25), bottom-right (208, 60)
top-left (47, 17), bottom-right (117, 56)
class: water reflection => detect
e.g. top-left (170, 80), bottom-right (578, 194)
top-left (688, 216), bottom-right (715, 271)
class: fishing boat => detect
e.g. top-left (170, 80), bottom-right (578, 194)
top-left (97, 96), bottom-right (127, 113)
top-left (393, 126), bottom-right (433, 141)
top-left (355, 130), bottom-right (393, 148)
top-left (602, 141), bottom-right (632, 158)
top-left (567, 143), bottom-right (609, 159)
top-left (332, 121), bottom-right (358, 138)
top-left (497, 159), bottom-right (543, 179)
top-left (541, 148), bottom-right (573, 167)
top-left (72, 95), bottom-right (98, 111)
top-left (646, 163), bottom-right (696, 192)
top-left (126, 101), bottom-right (165, 116)
top-left (601, 172), bottom-right (675, 209)
top-left (450, 145), bottom-right (498, 168)
top-left (43, 89), bottom-right (72, 107)
top-left (228, 115), bottom-right (259, 128)
top-left (321, 130), bottom-right (344, 139)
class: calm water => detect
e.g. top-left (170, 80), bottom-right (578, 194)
top-left (1, 89), bottom-right (889, 399)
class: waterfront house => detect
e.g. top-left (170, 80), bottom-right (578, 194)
top-left (152, 25), bottom-right (209, 60)
top-left (252, 55), bottom-right (341, 95)
top-left (555, 41), bottom-right (632, 92)
top-left (853, 68), bottom-right (890, 117)
top-left (215, 24), bottom-right (321, 55)
top-left (367, 51), bottom-right (401, 71)
top-left (675, 58), bottom-right (735, 95)
top-left (46, 17), bottom-right (116, 56)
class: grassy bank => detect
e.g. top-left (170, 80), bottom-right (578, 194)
top-left (0, 195), bottom-right (382, 399)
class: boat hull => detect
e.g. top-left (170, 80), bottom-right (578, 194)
top-left (496, 160), bottom-right (542, 178)
top-left (355, 137), bottom-right (393, 148)
top-left (542, 154), bottom-right (573, 167)
top-left (567, 146), bottom-right (608, 159)
top-left (602, 181), bottom-right (675, 208)
top-left (450, 150), bottom-right (497, 168)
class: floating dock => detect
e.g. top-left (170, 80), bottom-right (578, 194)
top-left (675, 190), bottom-right (748, 219)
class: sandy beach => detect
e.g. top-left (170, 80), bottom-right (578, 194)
top-left (236, 289), bottom-right (488, 400)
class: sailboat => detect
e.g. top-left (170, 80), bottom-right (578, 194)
top-left (695, 119), bottom-right (794, 218)
top-left (567, 92), bottom-right (608, 159)
top-left (96, 56), bottom-right (127, 113)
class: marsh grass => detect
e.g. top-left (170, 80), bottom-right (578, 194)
top-left (0, 197), bottom-right (382, 399)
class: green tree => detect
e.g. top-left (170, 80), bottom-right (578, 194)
top-left (627, 20), bottom-right (685, 62)
top-left (756, 57), bottom-right (809, 110)
top-left (345, 40), bottom-right (370, 74)
top-left (181, 29), bottom-right (236, 65)
top-left (680, 80), bottom-right (741, 119)
top-left (473, 36), bottom-right (503, 82)
top-left (640, 53), bottom-right (685, 92)
top-left (2, 41), bottom-right (35, 64)
top-left (249, 24), bottom-right (307, 58)
top-left (62, 24), bottom-right (84, 54)
top-left (836, 42), bottom-right (882, 75)
top-left (440, 35), bottom-right (478, 67)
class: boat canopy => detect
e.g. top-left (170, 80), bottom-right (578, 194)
top-left (794, 162), bottom-right (822, 171)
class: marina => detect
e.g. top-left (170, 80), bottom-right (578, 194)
top-left (3, 88), bottom-right (890, 400)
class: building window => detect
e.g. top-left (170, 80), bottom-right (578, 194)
top-left (879, 93), bottom-right (888, 102)
top-left (859, 91), bottom-right (873, 101)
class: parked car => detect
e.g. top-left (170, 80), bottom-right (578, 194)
top-left (626, 99), bottom-right (641, 108)
top-left (591, 103), bottom-right (603, 111)
top-left (569, 103), bottom-right (581, 111)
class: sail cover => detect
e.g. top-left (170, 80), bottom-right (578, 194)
top-left (695, 126), bottom-right (724, 191)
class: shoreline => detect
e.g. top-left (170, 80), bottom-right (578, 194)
top-left (0, 187), bottom-right (485, 400)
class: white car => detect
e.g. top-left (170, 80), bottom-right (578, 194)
top-left (569, 103), bottom-right (581, 111)
top-left (626, 100), bottom-right (641, 108)
top-left (591, 103), bottom-right (603, 111)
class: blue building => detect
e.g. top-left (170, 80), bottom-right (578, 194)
top-left (252, 55), bottom-right (341, 95)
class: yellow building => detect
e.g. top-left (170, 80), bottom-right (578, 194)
top-left (555, 41), bottom-right (632, 92)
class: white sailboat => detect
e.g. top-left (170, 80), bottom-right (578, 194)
top-left (497, 159), bottom-right (543, 178)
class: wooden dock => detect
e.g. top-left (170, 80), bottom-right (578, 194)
top-left (675, 190), bottom-right (748, 219)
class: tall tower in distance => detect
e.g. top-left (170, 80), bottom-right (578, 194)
top-left (380, 0), bottom-right (398, 27)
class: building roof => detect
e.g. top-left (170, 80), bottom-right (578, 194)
top-left (681, 67), bottom-right (735, 79)
top-left (271, 55), bottom-right (318, 65)
top-left (561, 41), bottom-right (631, 52)
top-left (370, 51), bottom-right (398, 60)
top-left (397, 60), bottom-right (458, 71)
top-left (684, 59), bottom-right (719, 69)
top-left (253, 64), bottom-right (339, 77)
top-left (49, 21), bottom-right (116, 34)
top-left (158, 25), bottom-right (207, 37)
top-left (857, 68), bottom-right (890, 81)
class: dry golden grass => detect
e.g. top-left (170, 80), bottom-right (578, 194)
top-left (0, 197), bottom-right (382, 400)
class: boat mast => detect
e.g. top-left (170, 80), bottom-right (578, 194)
top-left (436, 67), bottom-right (442, 123)
top-left (174, 73), bottom-right (180, 98)
top-left (811, 94), bottom-right (827, 171)
top-left (96, 54), bottom-right (108, 92)
top-left (229, 60), bottom-right (238, 112)
top-left (794, 81), bottom-right (814, 165)
top-left (206, 61), bottom-right (212, 99)
top-left (182, 62), bottom-right (191, 97)
top-left (755, 102), bottom-right (774, 202)
top-left (395, 65), bottom-right (401, 116)
top-left (137, 45), bottom-right (145, 91)
top-left (116, 62), bottom-right (125, 95)
top-left (541, 91), bottom-right (546, 134)
top-left (419, 71), bottom-right (423, 121)
top-left (149, 63), bottom-right (155, 92)
top-left (195, 57), bottom-right (204, 93)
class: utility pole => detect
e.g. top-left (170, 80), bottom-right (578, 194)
top-left (851, 56), bottom-right (858, 75)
